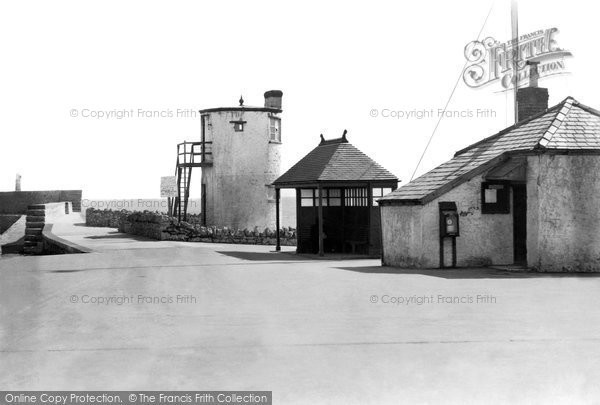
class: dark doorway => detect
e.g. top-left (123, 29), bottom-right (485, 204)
top-left (201, 183), bottom-right (207, 226)
top-left (512, 184), bottom-right (527, 264)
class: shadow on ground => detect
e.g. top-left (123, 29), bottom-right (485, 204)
top-left (50, 269), bottom-right (86, 273)
top-left (216, 251), bottom-right (312, 262)
top-left (84, 232), bottom-right (153, 241)
top-left (335, 266), bottom-right (600, 279)
top-left (217, 250), bottom-right (380, 262)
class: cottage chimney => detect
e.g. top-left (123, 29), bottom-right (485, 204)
top-left (516, 61), bottom-right (548, 122)
top-left (264, 90), bottom-right (283, 109)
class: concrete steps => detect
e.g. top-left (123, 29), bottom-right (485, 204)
top-left (23, 205), bottom-right (46, 255)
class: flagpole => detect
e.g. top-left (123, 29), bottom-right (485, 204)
top-left (511, 0), bottom-right (519, 123)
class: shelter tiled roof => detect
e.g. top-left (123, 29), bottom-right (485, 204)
top-left (273, 135), bottom-right (398, 186)
top-left (380, 97), bottom-right (600, 204)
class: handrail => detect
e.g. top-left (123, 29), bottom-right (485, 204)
top-left (176, 141), bottom-right (213, 162)
top-left (172, 140), bottom-right (213, 219)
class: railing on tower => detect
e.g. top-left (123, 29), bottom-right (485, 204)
top-left (178, 141), bottom-right (213, 166)
top-left (169, 141), bottom-right (212, 221)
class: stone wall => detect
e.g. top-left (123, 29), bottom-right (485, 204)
top-left (0, 190), bottom-right (82, 214)
top-left (99, 209), bottom-right (297, 246)
top-left (86, 208), bottom-right (204, 229)
top-left (86, 208), bottom-right (130, 228)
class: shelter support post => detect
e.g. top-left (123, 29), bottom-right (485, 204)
top-left (275, 187), bottom-right (281, 251)
top-left (318, 185), bottom-right (324, 256)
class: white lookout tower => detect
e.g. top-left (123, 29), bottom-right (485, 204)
top-left (171, 90), bottom-right (283, 230)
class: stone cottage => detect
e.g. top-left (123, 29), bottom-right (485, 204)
top-left (379, 77), bottom-right (600, 271)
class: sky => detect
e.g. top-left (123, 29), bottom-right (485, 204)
top-left (0, 0), bottom-right (597, 199)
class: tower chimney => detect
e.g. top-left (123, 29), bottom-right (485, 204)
top-left (529, 61), bottom-right (539, 88)
top-left (15, 173), bottom-right (21, 192)
top-left (264, 90), bottom-right (283, 110)
top-left (516, 61), bottom-right (548, 122)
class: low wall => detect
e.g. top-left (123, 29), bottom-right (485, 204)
top-left (42, 224), bottom-right (90, 254)
top-left (0, 190), bottom-right (82, 214)
top-left (44, 202), bottom-right (72, 220)
top-left (116, 210), bottom-right (296, 246)
top-left (0, 215), bottom-right (26, 254)
top-left (86, 208), bottom-right (204, 228)
top-left (0, 215), bottom-right (21, 234)
top-left (86, 208), bottom-right (129, 228)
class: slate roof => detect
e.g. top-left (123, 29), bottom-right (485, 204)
top-left (273, 135), bottom-right (398, 186)
top-left (380, 97), bottom-right (600, 204)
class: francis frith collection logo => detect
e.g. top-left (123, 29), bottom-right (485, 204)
top-left (463, 27), bottom-right (572, 90)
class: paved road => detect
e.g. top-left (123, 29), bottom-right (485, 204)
top-left (1, 219), bottom-right (600, 403)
